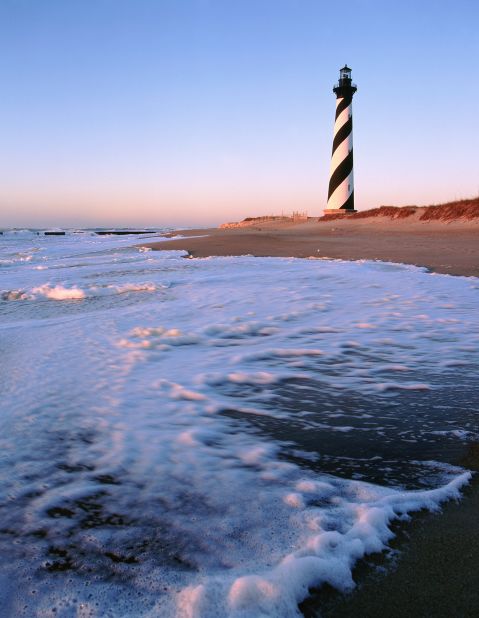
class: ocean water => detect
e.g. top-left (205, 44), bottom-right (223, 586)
top-left (1, 230), bottom-right (478, 617)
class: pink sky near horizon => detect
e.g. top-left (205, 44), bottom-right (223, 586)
top-left (1, 1), bottom-right (478, 228)
top-left (3, 184), bottom-right (475, 228)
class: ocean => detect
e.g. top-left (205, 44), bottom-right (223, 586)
top-left (1, 229), bottom-right (478, 617)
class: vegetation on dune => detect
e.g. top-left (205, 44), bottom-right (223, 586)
top-left (319, 197), bottom-right (479, 222)
top-left (418, 198), bottom-right (479, 221)
top-left (354, 206), bottom-right (417, 219)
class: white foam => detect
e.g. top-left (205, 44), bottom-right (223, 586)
top-left (2, 281), bottom-right (158, 302)
top-left (375, 382), bottom-right (432, 392)
top-left (32, 283), bottom-right (86, 300)
top-left (0, 237), bottom-right (478, 617)
top-left (174, 472), bottom-right (470, 618)
top-left (106, 282), bottom-right (157, 293)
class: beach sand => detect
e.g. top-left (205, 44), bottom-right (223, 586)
top-left (143, 214), bottom-right (479, 277)
top-left (141, 214), bottom-right (479, 615)
top-left (301, 445), bottom-right (479, 617)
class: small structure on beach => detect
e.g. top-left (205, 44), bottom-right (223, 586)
top-left (324, 65), bottom-right (357, 215)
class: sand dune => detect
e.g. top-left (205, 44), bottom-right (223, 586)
top-left (320, 197), bottom-right (479, 222)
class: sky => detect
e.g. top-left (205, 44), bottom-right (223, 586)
top-left (0, 0), bottom-right (478, 227)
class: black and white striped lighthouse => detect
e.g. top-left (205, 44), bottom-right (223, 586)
top-left (324, 65), bottom-right (357, 215)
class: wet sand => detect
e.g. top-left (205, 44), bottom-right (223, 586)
top-left (141, 216), bottom-right (479, 615)
top-left (302, 446), bottom-right (479, 617)
top-left (143, 217), bottom-right (479, 277)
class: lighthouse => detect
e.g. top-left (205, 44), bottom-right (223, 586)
top-left (324, 65), bottom-right (357, 215)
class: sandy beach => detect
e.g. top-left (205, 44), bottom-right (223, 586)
top-left (2, 225), bottom-right (478, 616)
top-left (302, 448), bottom-right (479, 618)
top-left (142, 209), bottom-right (479, 616)
top-left (143, 211), bottom-right (479, 278)
top-left (4, 0), bottom-right (479, 614)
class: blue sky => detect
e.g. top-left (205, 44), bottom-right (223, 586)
top-left (1, 0), bottom-right (478, 226)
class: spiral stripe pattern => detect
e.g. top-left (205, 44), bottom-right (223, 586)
top-left (327, 96), bottom-right (354, 211)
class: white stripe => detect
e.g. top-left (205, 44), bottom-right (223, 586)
top-left (334, 103), bottom-right (351, 134)
top-left (330, 130), bottom-right (353, 177)
top-left (327, 170), bottom-right (354, 210)
top-left (334, 110), bottom-right (349, 133)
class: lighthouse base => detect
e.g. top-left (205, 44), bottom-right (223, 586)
top-left (323, 209), bottom-right (357, 216)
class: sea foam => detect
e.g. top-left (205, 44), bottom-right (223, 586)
top-left (0, 232), bottom-right (478, 617)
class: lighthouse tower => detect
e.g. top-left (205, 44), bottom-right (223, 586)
top-left (324, 65), bottom-right (357, 215)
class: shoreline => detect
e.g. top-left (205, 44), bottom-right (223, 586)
top-left (140, 217), bottom-right (479, 615)
top-left (308, 482), bottom-right (479, 617)
top-left (303, 445), bottom-right (479, 617)
top-left (142, 217), bottom-right (479, 278)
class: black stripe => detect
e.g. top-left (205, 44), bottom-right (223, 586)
top-left (339, 190), bottom-right (355, 211)
top-left (332, 116), bottom-right (352, 155)
top-left (335, 97), bottom-right (352, 120)
top-left (328, 149), bottom-right (353, 199)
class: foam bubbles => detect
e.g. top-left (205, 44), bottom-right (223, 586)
top-left (32, 283), bottom-right (86, 300)
top-left (1, 234), bottom-right (478, 617)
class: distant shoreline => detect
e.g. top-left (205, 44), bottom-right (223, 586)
top-left (141, 209), bottom-right (479, 278)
